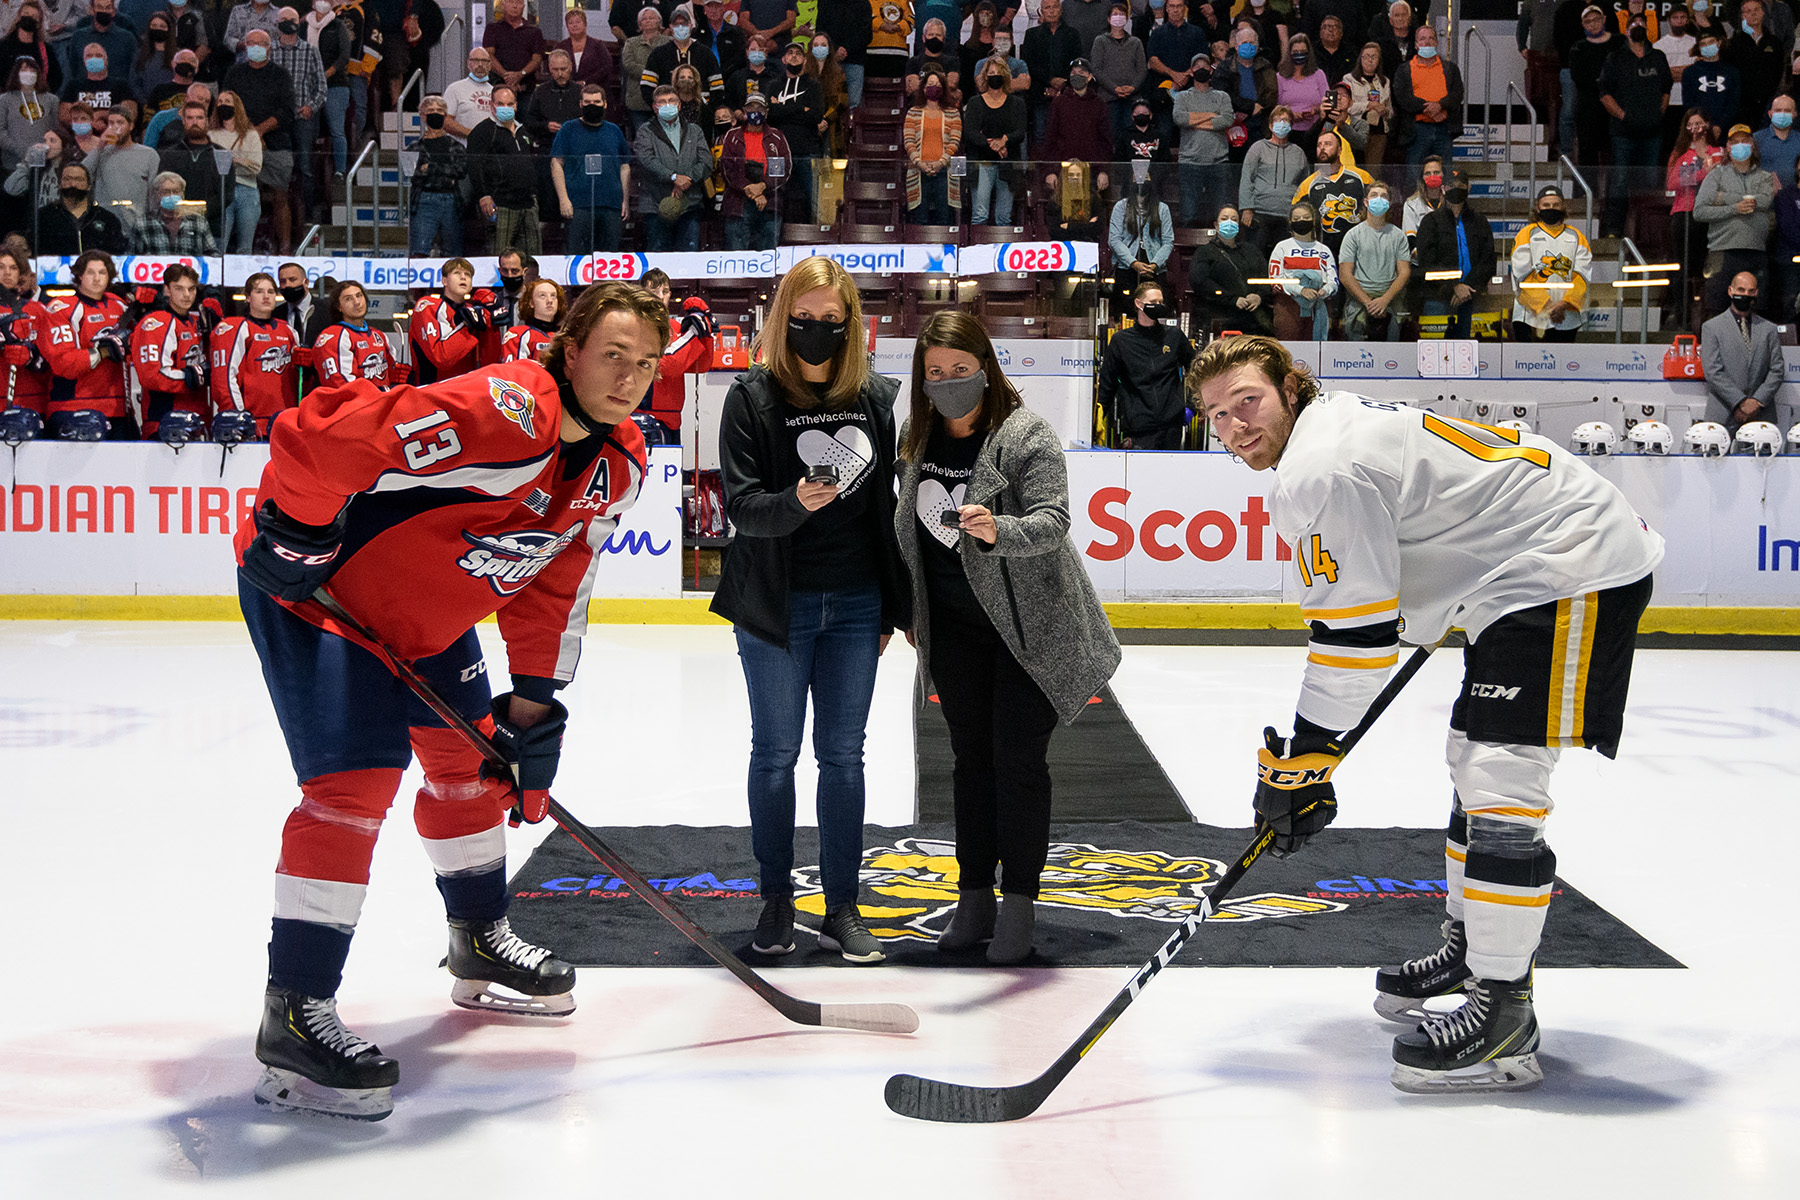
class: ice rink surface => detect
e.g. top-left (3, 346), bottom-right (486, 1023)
top-left (2, 621), bottom-right (1796, 1197)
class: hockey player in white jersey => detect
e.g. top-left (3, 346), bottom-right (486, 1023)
top-left (1192, 335), bottom-right (1664, 1094)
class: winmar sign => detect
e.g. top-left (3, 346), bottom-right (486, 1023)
top-left (791, 836), bottom-right (1345, 942)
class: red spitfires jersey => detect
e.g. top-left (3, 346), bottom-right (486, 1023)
top-left (211, 315), bottom-right (299, 424)
top-left (409, 293), bottom-right (484, 383)
top-left (130, 307), bottom-right (209, 427)
top-left (0, 296), bottom-right (50, 414)
top-left (501, 322), bottom-right (553, 365)
top-left (312, 322), bottom-right (398, 389)
top-left (234, 359), bottom-right (648, 680)
top-left (37, 292), bottom-right (129, 418)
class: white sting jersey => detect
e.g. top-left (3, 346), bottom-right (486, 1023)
top-left (1273, 393), bottom-right (1665, 732)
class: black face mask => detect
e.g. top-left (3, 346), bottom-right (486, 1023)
top-left (1538, 207), bottom-right (1564, 225)
top-left (1290, 219), bottom-right (1314, 235)
top-left (281, 285), bottom-right (307, 305)
top-left (1141, 302), bottom-right (1172, 321)
top-left (1445, 186), bottom-right (1469, 204)
top-left (1730, 292), bottom-right (1756, 312)
top-left (1629, 25), bottom-right (1648, 43)
top-left (17, 16), bottom-right (36, 33)
top-left (150, 30), bottom-right (167, 44)
top-left (217, 106), bottom-right (235, 120)
top-left (425, 111), bottom-right (446, 129)
top-left (581, 103), bottom-right (606, 123)
top-left (279, 19), bottom-right (299, 34)
top-left (61, 186), bottom-right (88, 202)
top-left (787, 315), bottom-right (848, 366)
top-left (1134, 113), bottom-right (1151, 128)
top-left (174, 63), bottom-right (194, 79)
top-left (786, 58), bottom-right (803, 74)
top-left (925, 36), bottom-right (944, 54)
top-left (500, 274), bottom-right (524, 294)
top-left (93, 12), bottom-right (112, 28)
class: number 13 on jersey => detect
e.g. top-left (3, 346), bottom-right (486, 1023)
top-left (1297, 534), bottom-right (1339, 586)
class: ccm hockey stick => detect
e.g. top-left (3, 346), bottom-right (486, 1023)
top-left (309, 589), bottom-right (919, 1035)
top-left (884, 642), bottom-right (1439, 1122)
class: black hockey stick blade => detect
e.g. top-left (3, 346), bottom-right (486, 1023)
top-left (883, 645), bottom-right (1438, 1122)
top-left (307, 589), bottom-right (919, 1036)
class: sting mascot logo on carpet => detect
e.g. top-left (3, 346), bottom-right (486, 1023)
top-left (457, 524), bottom-right (584, 595)
top-left (791, 837), bottom-right (1345, 942)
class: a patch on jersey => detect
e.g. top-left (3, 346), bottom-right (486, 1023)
top-left (1531, 252), bottom-right (1574, 280)
top-left (140, 315), bottom-right (164, 332)
top-left (359, 351), bottom-right (387, 380)
top-left (1319, 192), bottom-right (1361, 229)
top-left (489, 376), bottom-right (537, 438)
top-left (523, 487), bottom-right (551, 516)
top-left (257, 344), bottom-right (292, 373)
top-left (457, 523), bottom-right (584, 595)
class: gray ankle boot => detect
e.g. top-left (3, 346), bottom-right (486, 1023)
top-left (986, 893), bottom-right (1036, 964)
top-left (938, 887), bottom-right (997, 951)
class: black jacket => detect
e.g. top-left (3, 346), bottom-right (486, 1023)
top-left (817, 0), bottom-right (874, 66)
top-left (710, 365), bottom-right (910, 649)
top-left (1188, 237), bottom-right (1274, 334)
top-left (34, 201), bottom-right (128, 255)
top-left (1392, 55), bottom-right (1465, 144)
top-left (1098, 320), bottom-right (1195, 439)
top-left (1414, 202), bottom-right (1496, 308)
top-left (466, 119), bottom-right (540, 209)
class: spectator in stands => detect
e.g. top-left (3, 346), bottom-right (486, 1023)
top-left (671, 61), bottom-right (712, 132)
top-left (311, 0), bottom-right (357, 179)
top-left (1041, 56), bottom-right (1112, 190)
top-left (766, 37), bottom-right (824, 222)
top-left (0, 63), bottom-right (57, 232)
top-left (1414, 167), bottom-right (1494, 338)
top-left (637, 83), bottom-right (713, 250)
top-left (65, 99), bottom-right (102, 160)
top-left (965, 55), bottom-right (1025, 226)
top-left (1064, 0), bottom-right (1113, 51)
top-left (1045, 158), bottom-right (1103, 240)
top-left (444, 45), bottom-right (496, 145)
top-left (808, 31), bottom-right (849, 157)
top-left (721, 91), bottom-right (788, 248)
top-left (1668, 108), bottom-right (1724, 328)
top-left (160, 98), bottom-right (232, 239)
top-left (1402, 154), bottom-right (1444, 257)
top-left (694, 0), bottom-right (746, 81)
top-left (527, 49), bottom-right (581, 146)
top-left (552, 7), bottom-right (613, 89)
top-left (133, 11), bottom-right (178, 100)
top-left (1683, 28), bottom-right (1737, 136)
top-left (1188, 203), bottom-right (1273, 334)
top-left (1338, 181), bottom-right (1408, 340)
top-left (468, 84), bottom-right (542, 255)
top-left (1108, 179), bottom-right (1172, 308)
top-left (483, 0), bottom-right (544, 101)
top-left (1172, 52), bottom-right (1231, 224)
top-left (737, 0), bottom-right (797, 50)
top-left (1654, 3), bottom-right (1695, 130)
top-left (1023, 0), bottom-right (1082, 141)
top-left (171, 3), bottom-right (218, 82)
top-left (622, 7), bottom-right (670, 136)
top-left (59, 43), bottom-right (131, 126)
top-left (1227, 19), bottom-right (1278, 142)
top-left (132, 169), bottom-right (220, 253)
top-left (905, 65), bottom-right (960, 226)
top-left (1754, 94), bottom-right (1800, 190)
top-left (1275, 28), bottom-right (1327, 158)
top-left (409, 92), bottom-right (465, 256)
top-left (271, 8), bottom-right (325, 225)
top-left (144, 60), bottom-right (201, 140)
top-left (0, 6), bottom-right (62, 99)
top-left (1148, 0), bottom-right (1207, 96)
top-left (908, 18), bottom-right (961, 102)
top-left (210, 90), bottom-right (263, 252)
top-left (1293, 129), bottom-right (1368, 254)
top-left (3, 125), bottom-right (63, 234)
top-left (1099, 278), bottom-right (1194, 448)
top-left (35, 159), bottom-right (126, 251)
top-left (984, 25), bottom-right (1030, 94)
top-left (1694, 124), bottom-right (1776, 314)
top-left (868, 3), bottom-right (914, 86)
top-left (1344, 42), bottom-right (1390, 164)
top-left (1598, 11), bottom-right (1671, 238)
top-left (67, 0), bottom-right (136, 78)
top-left (1688, 0), bottom-right (1732, 56)
top-left (1311, 14), bottom-right (1353, 85)
top-left (1239, 102), bottom-right (1303, 251)
top-left (223, 30), bottom-right (296, 252)
top-left (959, 1), bottom-right (1004, 81)
top-left (1392, 22), bottom-right (1462, 167)
top-left (1093, 3), bottom-right (1147, 143)
top-left (1510, 185), bottom-right (1591, 342)
top-left (1371, 2), bottom-right (1415, 80)
top-left (1317, 80), bottom-right (1368, 160)
top-left (1731, 0), bottom-right (1782, 128)
top-left (551, 81), bottom-right (629, 254)
top-left (728, 32), bottom-right (779, 115)
top-left (644, 8), bottom-right (725, 110)
top-left (1269, 199), bottom-right (1336, 339)
top-left (817, 0), bottom-right (871, 109)
top-left (225, 0), bottom-right (284, 56)
top-left (1701, 270), bottom-right (1783, 427)
top-left (1568, 5), bottom-right (1616, 169)
top-left (1240, 0), bottom-right (1291, 63)
top-left (1115, 93), bottom-right (1174, 189)
top-left (86, 106), bottom-right (157, 217)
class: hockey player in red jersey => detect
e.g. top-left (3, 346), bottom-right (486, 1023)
top-left (235, 281), bottom-right (668, 1121)
top-left (637, 269), bottom-right (713, 440)
top-left (129, 263), bottom-right (211, 438)
top-left (311, 281), bottom-right (403, 390)
top-left (210, 273), bottom-right (300, 436)
top-left (409, 257), bottom-right (506, 383)
top-left (37, 251), bottom-right (132, 437)
top-left (501, 278), bottom-right (562, 364)
top-left (0, 247), bottom-right (50, 415)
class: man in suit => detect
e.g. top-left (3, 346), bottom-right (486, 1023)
top-left (1700, 271), bottom-right (1784, 431)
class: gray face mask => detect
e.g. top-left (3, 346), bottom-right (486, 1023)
top-left (923, 370), bottom-right (986, 420)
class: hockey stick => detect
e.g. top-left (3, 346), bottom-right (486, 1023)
top-left (884, 642), bottom-right (1440, 1122)
top-left (307, 588), bottom-right (919, 1036)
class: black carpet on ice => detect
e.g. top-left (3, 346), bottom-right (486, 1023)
top-left (914, 681), bottom-right (1192, 823)
top-left (505, 821), bottom-right (1682, 971)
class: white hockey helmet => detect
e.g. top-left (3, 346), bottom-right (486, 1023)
top-left (1497, 418), bottom-right (1533, 434)
top-left (1570, 420), bottom-right (1619, 455)
top-left (1626, 419), bottom-right (1673, 454)
top-left (1733, 420), bottom-right (1783, 457)
top-left (1790, 424), bottom-right (1800, 453)
top-left (1684, 420), bottom-right (1732, 456)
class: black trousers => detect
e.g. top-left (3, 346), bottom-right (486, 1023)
top-left (927, 605), bottom-right (1059, 898)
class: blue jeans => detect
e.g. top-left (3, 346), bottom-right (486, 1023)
top-left (222, 180), bottom-right (261, 253)
top-left (972, 162), bottom-right (1013, 225)
top-left (1298, 295), bottom-right (1329, 339)
top-left (1407, 121), bottom-right (1455, 165)
top-left (726, 207), bottom-right (779, 249)
top-left (326, 85), bottom-right (355, 174)
top-left (911, 169), bottom-right (950, 225)
top-left (409, 191), bottom-right (464, 254)
top-left (735, 587), bottom-right (882, 908)
top-left (566, 206), bottom-right (623, 253)
top-left (1179, 162), bottom-right (1230, 226)
top-left (843, 62), bottom-right (865, 110)
top-left (645, 209), bottom-right (700, 251)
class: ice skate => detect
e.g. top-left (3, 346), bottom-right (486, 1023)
top-left (443, 916), bottom-right (576, 1016)
top-left (1374, 919), bottom-right (1472, 1023)
top-left (1390, 974), bottom-right (1543, 1095)
top-left (253, 986), bottom-right (399, 1121)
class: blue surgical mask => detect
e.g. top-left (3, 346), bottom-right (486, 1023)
top-left (496, 105), bottom-right (515, 123)
top-left (1217, 219), bottom-right (1239, 239)
top-left (1731, 141), bottom-right (1753, 161)
top-left (1743, 20), bottom-right (1756, 35)
top-left (1237, 42), bottom-right (1257, 59)
top-left (85, 56), bottom-right (105, 74)
top-left (161, 193), bottom-right (180, 210)
top-left (1416, 44), bottom-right (1437, 59)
top-left (658, 103), bottom-right (679, 122)
top-left (748, 49), bottom-right (765, 66)
top-left (1271, 120), bottom-right (1291, 138)
top-left (672, 23), bottom-right (690, 40)
top-left (1367, 197), bottom-right (1390, 216)
top-left (1776, 112), bottom-right (1795, 130)
top-left (1150, 0), bottom-right (1164, 8)
top-left (71, 121), bottom-right (91, 136)
top-left (247, 45), bottom-right (268, 63)
top-left (1701, 42), bottom-right (1720, 58)
top-left (470, 69), bottom-right (486, 82)
top-left (1694, 0), bottom-right (1709, 10)
top-left (812, 44), bottom-right (828, 60)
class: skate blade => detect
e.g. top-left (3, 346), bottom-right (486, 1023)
top-left (1373, 989), bottom-right (1468, 1025)
top-left (253, 1067), bottom-right (393, 1121)
top-left (1390, 1052), bottom-right (1544, 1095)
top-left (450, 977), bottom-right (576, 1017)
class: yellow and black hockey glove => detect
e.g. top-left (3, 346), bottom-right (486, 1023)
top-left (1254, 721), bottom-right (1344, 857)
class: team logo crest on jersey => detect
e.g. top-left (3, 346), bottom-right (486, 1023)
top-left (456, 523), bottom-right (584, 595)
top-left (257, 344), bottom-right (291, 373)
top-left (1320, 193), bottom-right (1361, 229)
top-left (359, 351), bottom-right (388, 380)
top-left (790, 836), bottom-right (1345, 943)
top-left (490, 377), bottom-right (537, 438)
top-left (140, 315), bottom-right (164, 332)
top-left (1533, 252), bottom-right (1574, 280)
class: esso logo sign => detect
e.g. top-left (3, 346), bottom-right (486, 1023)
top-left (580, 253), bottom-right (645, 283)
top-left (1085, 488), bottom-right (1291, 564)
top-left (998, 242), bottom-right (1070, 273)
top-left (122, 256), bottom-right (205, 285)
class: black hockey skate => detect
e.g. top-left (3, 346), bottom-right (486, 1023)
top-left (254, 985), bottom-right (399, 1121)
top-left (1374, 919), bottom-right (1472, 1023)
top-left (1390, 974), bottom-right (1543, 1094)
top-left (444, 916), bottom-right (576, 1016)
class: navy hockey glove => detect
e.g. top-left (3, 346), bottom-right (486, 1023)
top-left (238, 500), bottom-right (348, 602)
top-left (1254, 721), bottom-right (1343, 858)
top-left (481, 694), bottom-right (567, 826)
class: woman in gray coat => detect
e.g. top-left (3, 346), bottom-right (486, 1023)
top-left (895, 310), bottom-right (1121, 964)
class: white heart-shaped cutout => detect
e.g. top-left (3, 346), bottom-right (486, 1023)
top-left (917, 477), bottom-right (965, 549)
top-left (796, 425), bottom-right (874, 494)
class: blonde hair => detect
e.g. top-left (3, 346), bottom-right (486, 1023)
top-left (1187, 333), bottom-right (1320, 409)
top-left (755, 257), bottom-right (868, 410)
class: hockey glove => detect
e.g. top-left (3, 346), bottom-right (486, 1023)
top-left (133, 286), bottom-right (159, 307)
top-left (0, 343), bottom-right (29, 365)
top-left (1254, 722), bottom-right (1343, 858)
top-left (679, 295), bottom-right (713, 339)
top-left (238, 500), bottom-right (348, 602)
top-left (292, 346), bottom-right (315, 368)
top-left (93, 332), bottom-right (125, 364)
top-left (481, 693), bottom-right (567, 826)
